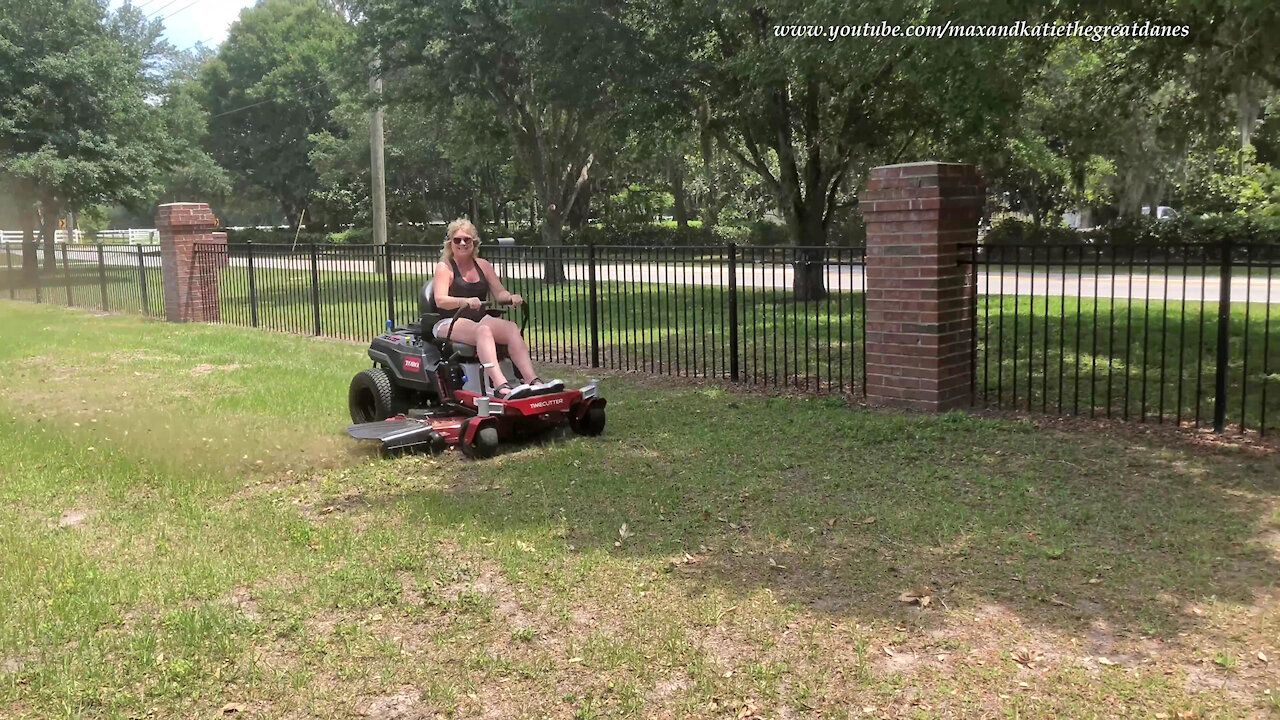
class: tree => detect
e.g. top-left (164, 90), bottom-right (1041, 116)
top-left (201, 0), bottom-right (352, 229)
top-left (153, 45), bottom-right (231, 206)
top-left (0, 0), bottom-right (167, 276)
top-left (357, 0), bottom-right (646, 280)
top-left (647, 0), bottom-right (1040, 299)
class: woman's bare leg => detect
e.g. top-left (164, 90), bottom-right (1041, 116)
top-left (439, 319), bottom-right (510, 390)
top-left (481, 316), bottom-right (538, 381)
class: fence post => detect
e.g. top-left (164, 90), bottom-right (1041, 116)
top-left (969, 243), bottom-right (979, 403)
top-left (728, 242), bottom-right (740, 382)
top-left (246, 241), bottom-right (258, 328)
top-left (5, 243), bottom-right (13, 299)
top-left (859, 162), bottom-right (982, 411)
top-left (1213, 238), bottom-right (1233, 433)
top-left (137, 244), bottom-right (150, 315)
top-left (61, 244), bottom-right (73, 306)
top-left (155, 203), bottom-right (221, 323)
top-left (310, 243), bottom-right (322, 336)
top-left (383, 243), bottom-right (396, 326)
top-left (96, 242), bottom-right (108, 311)
top-left (588, 242), bottom-right (600, 368)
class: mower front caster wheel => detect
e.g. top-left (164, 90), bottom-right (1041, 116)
top-left (570, 406), bottom-right (606, 436)
top-left (460, 420), bottom-right (499, 459)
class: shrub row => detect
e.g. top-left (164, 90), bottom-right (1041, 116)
top-left (222, 221), bottom-right (872, 248)
top-left (983, 215), bottom-right (1280, 247)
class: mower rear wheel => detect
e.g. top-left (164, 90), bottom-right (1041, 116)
top-left (570, 405), bottom-right (606, 436)
top-left (349, 367), bottom-right (401, 423)
top-left (460, 420), bottom-right (499, 459)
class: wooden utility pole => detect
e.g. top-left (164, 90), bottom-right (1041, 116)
top-left (370, 69), bottom-right (388, 248)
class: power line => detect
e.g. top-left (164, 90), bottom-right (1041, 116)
top-left (208, 80), bottom-right (327, 119)
top-left (146, 0), bottom-right (185, 18)
top-left (157, 0), bottom-right (204, 22)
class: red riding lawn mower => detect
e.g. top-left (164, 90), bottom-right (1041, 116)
top-left (346, 280), bottom-right (606, 458)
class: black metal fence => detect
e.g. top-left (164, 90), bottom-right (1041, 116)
top-left (971, 241), bottom-right (1278, 435)
top-left (191, 242), bottom-right (869, 395)
top-left (0, 241), bottom-right (165, 318)
top-left (7, 237), bottom-right (1276, 437)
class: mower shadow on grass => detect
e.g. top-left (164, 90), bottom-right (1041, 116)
top-left (354, 393), bottom-right (1280, 649)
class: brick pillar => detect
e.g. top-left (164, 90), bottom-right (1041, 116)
top-left (859, 162), bottom-right (982, 412)
top-left (156, 203), bottom-right (225, 323)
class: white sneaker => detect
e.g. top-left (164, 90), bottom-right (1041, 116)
top-left (532, 378), bottom-right (565, 394)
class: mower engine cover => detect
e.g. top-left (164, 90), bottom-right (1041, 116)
top-left (368, 328), bottom-right (440, 393)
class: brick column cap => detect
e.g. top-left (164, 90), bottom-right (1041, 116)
top-left (871, 161), bottom-right (979, 174)
top-left (156, 202), bottom-right (217, 230)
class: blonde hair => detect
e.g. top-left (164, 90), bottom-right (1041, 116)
top-left (440, 218), bottom-right (481, 263)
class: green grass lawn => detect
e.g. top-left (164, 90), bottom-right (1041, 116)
top-left (1, 301), bottom-right (1279, 719)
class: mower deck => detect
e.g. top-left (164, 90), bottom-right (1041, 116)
top-left (347, 382), bottom-right (605, 457)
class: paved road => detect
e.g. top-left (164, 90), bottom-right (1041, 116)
top-left (4, 245), bottom-right (1276, 304)
top-left (225, 255), bottom-right (1277, 304)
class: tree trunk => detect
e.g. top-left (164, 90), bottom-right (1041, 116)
top-left (540, 210), bottom-right (566, 283)
top-left (568, 182), bottom-right (591, 231)
top-left (791, 212), bottom-right (828, 301)
top-left (1118, 166), bottom-right (1146, 219)
top-left (1238, 75), bottom-right (1260, 155)
top-left (776, 164), bottom-right (829, 301)
top-left (671, 157), bottom-right (688, 231)
top-left (697, 98), bottom-right (719, 230)
top-left (39, 198), bottom-right (59, 271)
top-left (20, 205), bottom-right (37, 283)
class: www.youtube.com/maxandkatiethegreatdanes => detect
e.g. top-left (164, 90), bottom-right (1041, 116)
top-left (772, 20), bottom-right (1190, 42)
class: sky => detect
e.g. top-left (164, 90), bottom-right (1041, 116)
top-left (111, 0), bottom-right (258, 52)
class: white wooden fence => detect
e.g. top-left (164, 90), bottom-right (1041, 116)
top-left (0, 228), bottom-right (159, 244)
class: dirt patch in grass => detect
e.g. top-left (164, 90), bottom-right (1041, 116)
top-left (356, 688), bottom-right (428, 719)
top-left (190, 363), bottom-right (244, 377)
top-left (56, 509), bottom-right (89, 528)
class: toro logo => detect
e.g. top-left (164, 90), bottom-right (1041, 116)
top-left (402, 356), bottom-right (422, 373)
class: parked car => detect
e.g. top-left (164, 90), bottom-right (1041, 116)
top-left (1141, 206), bottom-right (1179, 221)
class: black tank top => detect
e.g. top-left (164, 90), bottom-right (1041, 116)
top-left (448, 258), bottom-right (489, 322)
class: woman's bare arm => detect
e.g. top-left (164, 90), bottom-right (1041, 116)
top-left (477, 259), bottom-right (511, 303)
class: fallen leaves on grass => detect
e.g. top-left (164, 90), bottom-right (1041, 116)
top-left (614, 523), bottom-right (633, 548)
top-left (898, 586), bottom-right (932, 608)
top-left (1012, 648), bottom-right (1044, 669)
